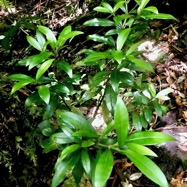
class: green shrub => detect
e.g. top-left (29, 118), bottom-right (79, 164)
top-left (9, 0), bottom-right (177, 186)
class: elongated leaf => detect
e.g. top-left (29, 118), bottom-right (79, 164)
top-left (114, 96), bottom-right (129, 148)
top-left (57, 31), bottom-right (83, 49)
top-left (126, 143), bottom-right (157, 157)
top-left (81, 149), bottom-right (91, 176)
top-left (126, 41), bottom-right (143, 56)
top-left (127, 56), bottom-right (154, 72)
top-left (143, 6), bottom-right (159, 14)
top-left (84, 51), bottom-right (111, 63)
top-left (93, 149), bottom-right (113, 187)
top-left (37, 25), bottom-right (56, 43)
top-left (25, 92), bottom-right (43, 107)
top-left (72, 160), bottom-right (84, 184)
top-left (36, 30), bottom-right (46, 50)
top-left (132, 112), bottom-right (142, 131)
top-left (81, 140), bottom-right (95, 148)
top-left (10, 78), bottom-right (35, 95)
top-left (144, 13), bottom-right (177, 21)
top-left (84, 18), bottom-right (114, 27)
top-left (144, 107), bottom-right (152, 123)
top-left (59, 25), bottom-right (72, 37)
top-left (9, 74), bottom-right (34, 81)
top-left (123, 149), bottom-right (169, 187)
top-left (38, 85), bottom-right (50, 104)
top-left (117, 28), bottom-right (131, 51)
top-left (101, 2), bottom-right (113, 13)
top-left (27, 35), bottom-right (42, 51)
top-left (87, 34), bottom-right (115, 46)
top-left (57, 111), bottom-right (97, 134)
top-left (36, 59), bottom-right (54, 80)
top-left (110, 50), bottom-right (123, 64)
top-left (73, 129), bottom-right (98, 138)
top-left (57, 61), bottom-right (72, 78)
top-left (57, 144), bottom-right (80, 161)
top-left (125, 131), bottom-right (176, 145)
top-left (52, 152), bottom-right (80, 187)
top-left (94, 6), bottom-right (112, 14)
top-left (114, 1), bottom-right (125, 13)
top-left (26, 52), bottom-right (52, 70)
top-left (51, 84), bottom-right (70, 94)
top-left (110, 69), bottom-right (121, 92)
top-left (43, 98), bottom-right (58, 120)
top-left (137, 0), bottom-right (149, 15)
top-left (51, 132), bottom-right (76, 144)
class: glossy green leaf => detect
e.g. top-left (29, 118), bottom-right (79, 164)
top-left (117, 28), bottom-right (131, 51)
top-left (57, 111), bottom-right (97, 133)
top-left (9, 74), bottom-right (34, 81)
top-left (114, 1), bottom-right (125, 13)
top-left (110, 69), bottom-right (121, 92)
top-left (143, 13), bottom-right (177, 21)
top-left (52, 152), bottom-right (80, 187)
top-left (84, 51), bottom-right (111, 63)
top-left (57, 61), bottom-right (72, 78)
top-left (51, 132), bottom-right (76, 144)
top-left (10, 78), bottom-right (35, 95)
top-left (25, 92), bottom-right (43, 107)
top-left (38, 85), bottom-right (50, 104)
top-left (126, 41), bottom-right (143, 56)
top-left (101, 2), bottom-right (113, 13)
top-left (153, 100), bottom-right (163, 117)
top-left (110, 50), bottom-right (124, 64)
top-left (125, 131), bottom-right (176, 145)
top-left (114, 96), bottom-right (129, 148)
top-left (123, 149), bottom-right (169, 187)
top-left (105, 29), bottom-right (119, 36)
top-left (87, 34), bottom-right (115, 46)
top-left (137, 0), bottom-right (149, 15)
top-left (26, 52), bottom-right (52, 70)
top-left (94, 6), bottom-right (112, 14)
top-left (81, 149), bottom-right (91, 176)
top-left (36, 30), bottom-right (46, 50)
top-left (84, 18), bottom-right (114, 27)
top-left (126, 143), bottom-right (157, 157)
top-left (143, 6), bottom-right (159, 14)
top-left (26, 35), bottom-right (42, 51)
top-left (93, 149), bottom-right (113, 187)
top-left (148, 83), bottom-right (156, 97)
top-left (128, 56), bottom-right (154, 72)
top-left (57, 144), bottom-right (80, 161)
top-left (37, 25), bottom-right (56, 43)
top-left (73, 129), bottom-right (98, 138)
top-left (36, 59), bottom-right (54, 81)
top-left (51, 84), bottom-right (70, 94)
top-left (81, 140), bottom-right (95, 148)
top-left (38, 120), bottom-right (53, 136)
top-left (57, 31), bottom-right (83, 49)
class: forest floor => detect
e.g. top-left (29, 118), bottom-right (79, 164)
top-left (0, 0), bottom-right (187, 187)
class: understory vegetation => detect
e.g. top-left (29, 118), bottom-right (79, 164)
top-left (1, 0), bottom-right (184, 187)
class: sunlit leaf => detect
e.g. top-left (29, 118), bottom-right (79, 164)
top-left (26, 35), bottom-right (42, 51)
top-left (36, 30), bottom-right (46, 51)
top-left (156, 88), bottom-right (173, 100)
top-left (126, 143), bottom-right (157, 157)
top-left (125, 131), bottom-right (176, 145)
top-left (57, 61), bottom-right (73, 78)
top-left (137, 0), bottom-right (149, 15)
top-left (143, 6), bottom-right (159, 14)
top-left (36, 59), bottom-right (54, 81)
top-left (10, 78), bottom-right (35, 95)
top-left (9, 74), bottom-right (33, 81)
top-left (81, 149), bottom-right (91, 176)
top-left (84, 18), bottom-right (114, 27)
top-left (117, 28), bottom-right (131, 51)
top-left (143, 13), bottom-right (177, 21)
top-left (51, 132), bottom-right (76, 144)
top-left (114, 1), bottom-right (125, 13)
top-left (94, 6), bottom-right (112, 14)
top-left (123, 149), bottom-right (169, 187)
top-left (38, 85), bottom-right (50, 104)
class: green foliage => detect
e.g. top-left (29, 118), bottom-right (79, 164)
top-left (9, 0), bottom-right (177, 186)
